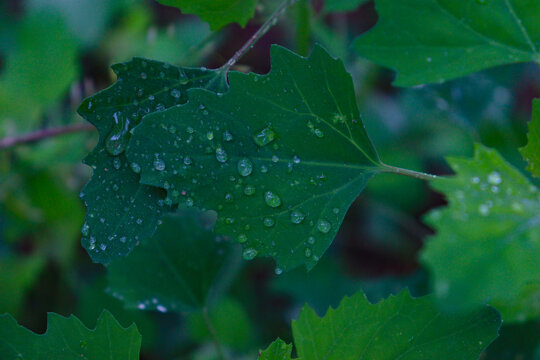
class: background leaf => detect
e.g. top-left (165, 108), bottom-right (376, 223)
top-left (0, 311), bottom-right (141, 360)
top-left (155, 0), bottom-right (258, 30)
top-left (107, 209), bottom-right (241, 313)
top-left (78, 58), bottom-right (227, 264)
top-left (422, 144), bottom-right (540, 319)
top-left (127, 45), bottom-right (382, 271)
top-left (291, 290), bottom-right (501, 359)
top-left (259, 339), bottom-right (293, 360)
top-left (520, 98), bottom-right (540, 178)
top-left (354, 0), bottom-right (540, 86)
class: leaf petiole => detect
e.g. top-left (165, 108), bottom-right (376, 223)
top-left (380, 163), bottom-right (438, 181)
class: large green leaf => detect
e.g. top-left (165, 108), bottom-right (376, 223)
top-left (422, 144), bottom-right (540, 319)
top-left (520, 99), bottom-right (540, 178)
top-left (126, 45), bottom-right (383, 271)
top-left (107, 209), bottom-right (241, 313)
top-left (78, 58), bottom-right (227, 264)
top-left (155, 0), bottom-right (258, 30)
top-left (354, 0), bottom-right (540, 86)
top-left (0, 310), bottom-right (141, 359)
top-left (259, 339), bottom-right (293, 360)
top-left (324, 0), bottom-right (369, 12)
top-left (262, 290), bottom-right (500, 359)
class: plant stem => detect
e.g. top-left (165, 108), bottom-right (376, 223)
top-left (381, 163), bottom-right (438, 181)
top-left (221, 0), bottom-right (299, 74)
top-left (0, 123), bottom-right (95, 151)
top-left (202, 306), bottom-right (226, 360)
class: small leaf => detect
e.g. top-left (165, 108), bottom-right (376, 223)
top-left (520, 98), bottom-right (540, 178)
top-left (354, 0), bottom-right (540, 86)
top-left (422, 144), bottom-right (540, 320)
top-left (291, 290), bottom-right (500, 359)
top-left (107, 209), bottom-right (241, 313)
top-left (259, 339), bottom-right (294, 360)
top-left (0, 310), bottom-right (141, 359)
top-left (155, 0), bottom-right (258, 30)
top-left (78, 58), bottom-right (227, 264)
top-left (126, 45), bottom-right (382, 271)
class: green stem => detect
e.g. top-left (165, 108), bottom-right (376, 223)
top-left (202, 307), bottom-right (226, 360)
top-left (0, 123), bottom-right (95, 150)
top-left (220, 0), bottom-right (299, 74)
top-left (381, 163), bottom-right (438, 181)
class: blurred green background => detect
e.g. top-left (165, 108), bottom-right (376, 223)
top-left (1, 0), bottom-right (539, 359)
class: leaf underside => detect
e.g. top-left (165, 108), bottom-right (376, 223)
top-left (107, 208), bottom-right (241, 313)
top-left (355, 0), bottom-right (540, 86)
top-left (422, 144), bottom-right (540, 319)
top-left (126, 45), bottom-right (382, 271)
top-left (0, 311), bottom-right (141, 360)
top-left (78, 57), bottom-right (227, 264)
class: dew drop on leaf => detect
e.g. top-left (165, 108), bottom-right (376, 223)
top-left (264, 191), bottom-right (281, 208)
top-left (153, 158), bottom-right (166, 171)
top-left (242, 248), bottom-right (258, 260)
top-left (317, 219), bottom-right (331, 233)
top-left (237, 158), bottom-right (253, 177)
top-left (215, 147), bottom-right (228, 163)
top-left (105, 112), bottom-right (130, 156)
top-left (244, 185), bottom-right (256, 196)
top-left (263, 217), bottom-right (275, 227)
top-left (252, 125), bottom-right (277, 146)
top-left (290, 210), bottom-right (305, 224)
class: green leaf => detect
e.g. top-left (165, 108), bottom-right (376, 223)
top-left (520, 98), bottom-right (540, 178)
top-left (0, 255), bottom-right (45, 316)
top-left (354, 0), bottom-right (540, 86)
top-left (422, 144), bottom-right (540, 319)
top-left (126, 45), bottom-right (382, 271)
top-left (78, 58), bottom-right (227, 264)
top-left (291, 290), bottom-right (500, 359)
top-left (0, 310), bottom-right (141, 359)
top-left (0, 14), bottom-right (77, 130)
top-left (259, 339), bottom-right (294, 360)
top-left (324, 0), bottom-right (369, 12)
top-left (107, 209), bottom-right (241, 313)
top-left (155, 0), bottom-right (258, 30)
top-left (186, 298), bottom-right (253, 350)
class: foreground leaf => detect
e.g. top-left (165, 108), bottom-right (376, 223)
top-left (520, 99), bottom-right (540, 178)
top-left (262, 290), bottom-right (500, 359)
top-left (0, 310), bottom-right (141, 359)
top-left (107, 209), bottom-right (241, 313)
top-left (259, 339), bottom-right (293, 360)
top-left (354, 0), bottom-right (540, 86)
top-left (155, 0), bottom-right (258, 30)
top-left (78, 58), bottom-right (227, 264)
top-left (422, 144), bottom-right (540, 319)
top-left (127, 45), bottom-right (382, 271)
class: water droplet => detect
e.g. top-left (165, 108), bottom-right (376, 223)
top-left (206, 131), bottom-right (214, 140)
top-left (317, 219), bottom-right (331, 233)
top-left (238, 234), bottom-right (247, 243)
top-left (153, 158), bottom-right (166, 171)
top-left (264, 191), bottom-right (281, 208)
top-left (242, 248), bottom-right (258, 260)
top-left (307, 236), bottom-right (315, 244)
top-left (244, 185), bottom-right (256, 196)
top-left (130, 162), bottom-right (141, 173)
top-left (263, 217), bottom-right (275, 227)
top-left (237, 158), bottom-right (253, 176)
top-left (184, 156), bottom-right (192, 165)
top-left (304, 248), bottom-right (312, 257)
top-left (105, 112), bottom-right (130, 156)
top-left (290, 210), bottom-right (305, 224)
top-left (487, 171), bottom-right (501, 185)
top-left (275, 267), bottom-right (283, 275)
top-left (478, 204), bottom-right (490, 216)
top-left (156, 305), bottom-right (167, 313)
top-left (170, 88), bottom-right (181, 98)
top-left (252, 125), bottom-right (277, 146)
top-left (314, 129), bottom-right (324, 138)
top-left (222, 131), bottom-right (233, 141)
top-left (81, 223), bottom-right (90, 236)
top-left (215, 147), bottom-right (228, 163)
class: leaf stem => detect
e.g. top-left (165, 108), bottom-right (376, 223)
top-left (381, 163), bottom-right (438, 181)
top-left (0, 123), bottom-right (95, 151)
top-left (202, 306), bottom-right (226, 360)
top-left (220, 0), bottom-right (299, 74)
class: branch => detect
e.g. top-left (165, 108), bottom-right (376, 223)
top-left (0, 123), bottom-right (95, 151)
top-left (221, 0), bottom-right (299, 74)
